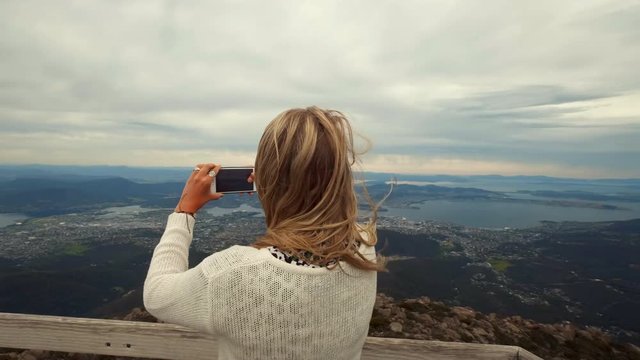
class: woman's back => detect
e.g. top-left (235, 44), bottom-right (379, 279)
top-left (144, 218), bottom-right (377, 360)
top-left (211, 245), bottom-right (376, 359)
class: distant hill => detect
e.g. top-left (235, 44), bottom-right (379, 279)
top-left (0, 176), bottom-right (505, 217)
top-left (362, 171), bottom-right (640, 187)
top-left (363, 182), bottom-right (504, 208)
top-left (0, 176), bottom-right (262, 216)
top-left (0, 164), bottom-right (191, 183)
top-left (0, 177), bottom-right (183, 216)
top-left (2, 164), bottom-right (639, 215)
top-left (517, 190), bottom-right (640, 202)
top-left (3, 164), bottom-right (640, 186)
top-left (0, 174), bottom-right (634, 217)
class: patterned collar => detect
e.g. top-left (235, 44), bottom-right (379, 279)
top-left (266, 246), bottom-right (332, 268)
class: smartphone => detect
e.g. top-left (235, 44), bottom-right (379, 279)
top-left (211, 167), bottom-right (256, 194)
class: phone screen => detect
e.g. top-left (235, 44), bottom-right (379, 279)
top-left (215, 167), bottom-right (254, 193)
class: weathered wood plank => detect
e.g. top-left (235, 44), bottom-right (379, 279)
top-left (0, 312), bottom-right (217, 360)
top-left (362, 337), bottom-right (541, 360)
top-left (0, 312), bottom-right (542, 359)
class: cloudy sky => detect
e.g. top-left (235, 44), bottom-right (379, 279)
top-left (1, 0), bottom-right (639, 178)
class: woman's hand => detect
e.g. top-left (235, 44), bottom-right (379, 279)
top-left (175, 163), bottom-right (223, 214)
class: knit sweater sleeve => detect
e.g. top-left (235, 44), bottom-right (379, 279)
top-left (143, 213), bottom-right (211, 333)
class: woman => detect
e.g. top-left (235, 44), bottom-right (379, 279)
top-left (143, 106), bottom-right (384, 360)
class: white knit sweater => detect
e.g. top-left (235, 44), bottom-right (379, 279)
top-left (143, 213), bottom-right (377, 360)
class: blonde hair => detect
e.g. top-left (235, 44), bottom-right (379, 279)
top-left (253, 106), bottom-right (384, 271)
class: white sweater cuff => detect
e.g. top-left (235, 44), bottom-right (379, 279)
top-left (167, 212), bottom-right (196, 232)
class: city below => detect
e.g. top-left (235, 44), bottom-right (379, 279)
top-left (1, 204), bottom-right (638, 346)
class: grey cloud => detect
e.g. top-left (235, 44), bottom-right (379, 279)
top-left (454, 86), bottom-right (612, 111)
top-left (0, 0), bottom-right (639, 176)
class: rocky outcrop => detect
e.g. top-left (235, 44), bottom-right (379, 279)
top-left (3, 295), bottom-right (640, 360)
top-left (370, 293), bottom-right (640, 360)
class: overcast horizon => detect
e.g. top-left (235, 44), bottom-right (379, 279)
top-left (1, 1), bottom-right (639, 178)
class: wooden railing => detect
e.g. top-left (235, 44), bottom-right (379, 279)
top-left (0, 312), bottom-right (542, 359)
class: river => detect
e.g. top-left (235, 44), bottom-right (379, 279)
top-left (0, 213), bottom-right (29, 228)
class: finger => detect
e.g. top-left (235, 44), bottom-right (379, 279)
top-left (199, 163), bottom-right (218, 176)
top-left (189, 163), bottom-right (204, 179)
top-left (247, 172), bottom-right (255, 183)
top-left (203, 163), bottom-right (221, 178)
top-left (188, 163), bottom-right (206, 179)
top-left (209, 192), bottom-right (224, 200)
top-left (202, 164), bottom-right (221, 181)
top-left (201, 173), bottom-right (214, 187)
top-left (212, 164), bottom-right (222, 177)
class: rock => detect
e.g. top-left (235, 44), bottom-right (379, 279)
top-left (124, 307), bottom-right (157, 323)
top-left (390, 308), bottom-right (407, 321)
top-left (451, 306), bottom-right (475, 322)
top-left (17, 353), bottom-right (37, 360)
top-left (442, 328), bottom-right (460, 341)
top-left (472, 327), bottom-right (489, 337)
top-left (400, 299), bottom-right (430, 313)
top-left (0, 352), bottom-right (20, 360)
top-left (459, 329), bottom-right (474, 342)
top-left (369, 309), bottom-right (390, 328)
top-left (389, 322), bottom-right (403, 333)
top-left (477, 319), bottom-right (493, 333)
top-left (417, 313), bottom-right (435, 326)
top-left (375, 293), bottom-right (394, 308)
top-left (561, 325), bottom-right (576, 342)
top-left (626, 343), bottom-right (640, 356)
top-left (503, 321), bottom-right (523, 336)
top-left (577, 329), bottom-right (594, 341)
top-left (418, 296), bottom-right (431, 305)
top-left (526, 322), bottom-right (540, 330)
top-left (443, 316), bottom-right (460, 329)
top-left (68, 352), bottom-right (97, 360)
